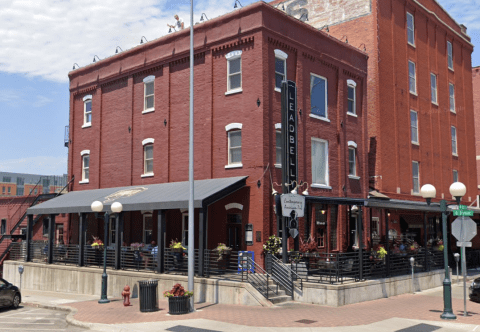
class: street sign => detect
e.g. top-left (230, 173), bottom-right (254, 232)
top-left (280, 194), bottom-right (305, 217)
top-left (457, 242), bottom-right (472, 247)
top-left (453, 205), bottom-right (474, 217)
top-left (452, 216), bottom-right (477, 242)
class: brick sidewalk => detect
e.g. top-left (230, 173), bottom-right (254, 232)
top-left (66, 294), bottom-right (480, 328)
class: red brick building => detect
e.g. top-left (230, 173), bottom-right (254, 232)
top-left (271, 0), bottom-right (477, 248)
top-left (473, 66), bottom-right (480, 190)
top-left (61, 2), bottom-right (368, 261)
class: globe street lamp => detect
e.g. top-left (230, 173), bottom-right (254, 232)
top-left (421, 181), bottom-right (466, 320)
top-left (91, 200), bottom-right (123, 304)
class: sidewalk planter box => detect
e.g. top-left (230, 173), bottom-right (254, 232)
top-left (168, 296), bottom-right (190, 315)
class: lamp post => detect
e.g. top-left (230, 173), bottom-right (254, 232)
top-left (91, 200), bottom-right (123, 304)
top-left (421, 182), bottom-right (466, 320)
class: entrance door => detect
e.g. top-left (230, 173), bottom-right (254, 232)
top-left (227, 214), bottom-right (242, 251)
top-left (55, 224), bottom-right (64, 244)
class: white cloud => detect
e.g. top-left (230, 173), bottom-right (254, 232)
top-left (0, 88), bottom-right (22, 105)
top-left (0, 156), bottom-right (67, 175)
top-left (0, 0), bottom-right (241, 82)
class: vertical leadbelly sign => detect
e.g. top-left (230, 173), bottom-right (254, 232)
top-left (281, 80), bottom-right (297, 193)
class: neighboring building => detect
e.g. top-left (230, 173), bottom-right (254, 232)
top-left (473, 66), bottom-right (480, 191)
top-left (271, 0), bottom-right (478, 248)
top-left (55, 1), bottom-right (368, 261)
top-left (0, 172), bottom-right (68, 197)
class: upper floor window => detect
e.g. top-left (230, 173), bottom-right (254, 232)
top-left (407, 12), bottom-right (415, 46)
top-left (226, 51), bottom-right (242, 94)
top-left (347, 79), bottom-right (356, 116)
top-left (412, 161), bottom-right (420, 194)
top-left (83, 95), bottom-right (92, 127)
top-left (143, 76), bottom-right (155, 113)
top-left (431, 73), bottom-right (437, 104)
top-left (451, 126), bottom-right (457, 155)
top-left (453, 169), bottom-right (458, 183)
top-left (410, 110), bottom-right (418, 144)
top-left (226, 123), bottom-right (242, 168)
top-left (449, 83), bottom-right (455, 113)
top-left (274, 49), bottom-right (288, 92)
top-left (348, 141), bottom-right (357, 178)
top-left (408, 61), bottom-right (416, 95)
top-left (80, 150), bottom-right (90, 183)
top-left (142, 138), bottom-right (154, 177)
top-left (310, 74), bottom-right (328, 120)
top-left (447, 41), bottom-right (453, 71)
top-left (275, 123), bottom-right (282, 167)
top-left (0, 219), bottom-right (6, 235)
top-left (311, 138), bottom-right (329, 187)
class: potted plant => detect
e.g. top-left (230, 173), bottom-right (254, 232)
top-left (169, 239), bottom-right (185, 253)
top-left (376, 245), bottom-right (387, 261)
top-left (214, 243), bottom-right (232, 261)
top-left (163, 283), bottom-right (193, 315)
top-left (263, 235), bottom-right (281, 273)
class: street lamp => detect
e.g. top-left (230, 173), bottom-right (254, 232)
top-left (421, 181), bottom-right (466, 320)
top-left (91, 200), bottom-right (123, 304)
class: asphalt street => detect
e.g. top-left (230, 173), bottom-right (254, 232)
top-left (0, 306), bottom-right (88, 331)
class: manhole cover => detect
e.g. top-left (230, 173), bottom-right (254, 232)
top-left (295, 319), bottom-right (317, 324)
top-left (396, 324), bottom-right (441, 332)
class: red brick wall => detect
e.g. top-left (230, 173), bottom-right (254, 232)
top-left (473, 66), bottom-right (480, 192)
top-left (67, 3), bottom-right (368, 254)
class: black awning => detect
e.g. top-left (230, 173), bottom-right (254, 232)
top-left (27, 176), bottom-right (247, 215)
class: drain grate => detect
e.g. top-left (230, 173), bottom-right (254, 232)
top-left (396, 323), bottom-right (441, 332)
top-left (295, 319), bottom-right (317, 324)
top-left (166, 325), bottom-right (222, 332)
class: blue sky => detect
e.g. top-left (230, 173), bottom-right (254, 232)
top-left (0, 0), bottom-right (478, 175)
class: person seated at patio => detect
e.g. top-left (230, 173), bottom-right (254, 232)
top-left (392, 243), bottom-right (400, 254)
top-left (57, 239), bottom-right (66, 259)
top-left (151, 242), bottom-right (158, 269)
top-left (144, 241), bottom-right (156, 269)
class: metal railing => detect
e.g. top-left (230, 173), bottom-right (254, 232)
top-left (6, 242), bottom-right (25, 261)
top-left (84, 246), bottom-right (115, 268)
top-left (53, 244), bottom-right (79, 265)
top-left (203, 249), bottom-right (242, 280)
top-left (268, 254), bottom-right (303, 298)
top-left (29, 241), bottom-right (48, 263)
top-left (241, 257), bottom-right (279, 300)
top-left (121, 247), bottom-right (157, 272)
top-left (164, 248), bottom-right (199, 275)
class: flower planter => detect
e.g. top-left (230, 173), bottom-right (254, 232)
top-left (168, 296), bottom-right (190, 315)
top-left (171, 248), bottom-right (184, 253)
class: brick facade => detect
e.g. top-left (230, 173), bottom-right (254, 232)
top-left (473, 66), bottom-right (480, 191)
top-left (67, 3), bottom-right (368, 257)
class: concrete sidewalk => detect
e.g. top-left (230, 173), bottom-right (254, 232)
top-left (19, 280), bottom-right (480, 332)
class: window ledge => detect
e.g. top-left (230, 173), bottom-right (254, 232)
top-left (225, 88), bottom-right (243, 96)
top-left (309, 114), bottom-right (330, 122)
top-left (142, 108), bottom-right (155, 114)
top-left (411, 141), bottom-right (419, 146)
top-left (274, 87), bottom-right (281, 93)
top-left (408, 42), bottom-right (416, 48)
top-left (225, 163), bottom-right (243, 169)
top-left (347, 112), bottom-right (358, 118)
top-left (448, 67), bottom-right (454, 72)
top-left (450, 110), bottom-right (456, 114)
top-left (348, 175), bottom-right (361, 180)
top-left (452, 153), bottom-right (458, 157)
top-left (141, 173), bottom-right (154, 178)
top-left (274, 163), bottom-right (282, 169)
top-left (79, 180), bottom-right (89, 184)
top-left (82, 123), bottom-right (92, 129)
top-left (410, 91), bottom-right (417, 97)
top-left (311, 184), bottom-right (332, 189)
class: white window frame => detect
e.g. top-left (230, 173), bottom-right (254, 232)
top-left (410, 110), bottom-right (419, 144)
top-left (447, 41), bottom-right (453, 71)
top-left (430, 73), bottom-right (437, 105)
top-left (347, 79), bottom-right (357, 116)
top-left (225, 123), bottom-right (243, 168)
top-left (311, 138), bottom-right (330, 188)
top-left (408, 61), bottom-right (416, 95)
top-left (108, 216), bottom-right (116, 246)
top-left (274, 49), bottom-right (288, 92)
top-left (453, 169), bottom-right (458, 183)
top-left (451, 126), bottom-right (457, 156)
top-left (310, 73), bottom-right (329, 122)
top-left (412, 161), bottom-right (420, 194)
top-left (80, 150), bottom-right (90, 184)
top-left (225, 50), bottom-right (242, 95)
top-left (82, 95), bottom-right (92, 128)
top-left (143, 75), bottom-right (155, 114)
top-left (449, 83), bottom-right (455, 113)
top-left (348, 141), bottom-right (358, 179)
top-left (143, 213), bottom-right (153, 244)
top-left (407, 12), bottom-right (415, 46)
top-left (275, 127), bottom-right (282, 168)
top-left (142, 138), bottom-right (154, 177)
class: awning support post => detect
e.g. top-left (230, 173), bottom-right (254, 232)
top-left (114, 212), bottom-right (123, 270)
top-left (199, 207), bottom-right (207, 276)
top-left (385, 210), bottom-right (390, 277)
top-left (358, 207), bottom-right (363, 280)
top-left (47, 214), bottom-right (55, 264)
top-left (424, 212), bottom-right (428, 272)
top-left (156, 210), bottom-right (165, 273)
top-left (25, 214), bottom-right (33, 262)
top-left (78, 213), bottom-right (86, 267)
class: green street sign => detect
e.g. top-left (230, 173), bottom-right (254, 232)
top-left (458, 205), bottom-right (468, 210)
top-left (453, 209), bottom-right (474, 217)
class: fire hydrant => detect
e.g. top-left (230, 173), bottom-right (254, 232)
top-left (121, 285), bottom-right (131, 306)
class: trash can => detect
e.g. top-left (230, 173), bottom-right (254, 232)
top-left (138, 279), bottom-right (158, 312)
